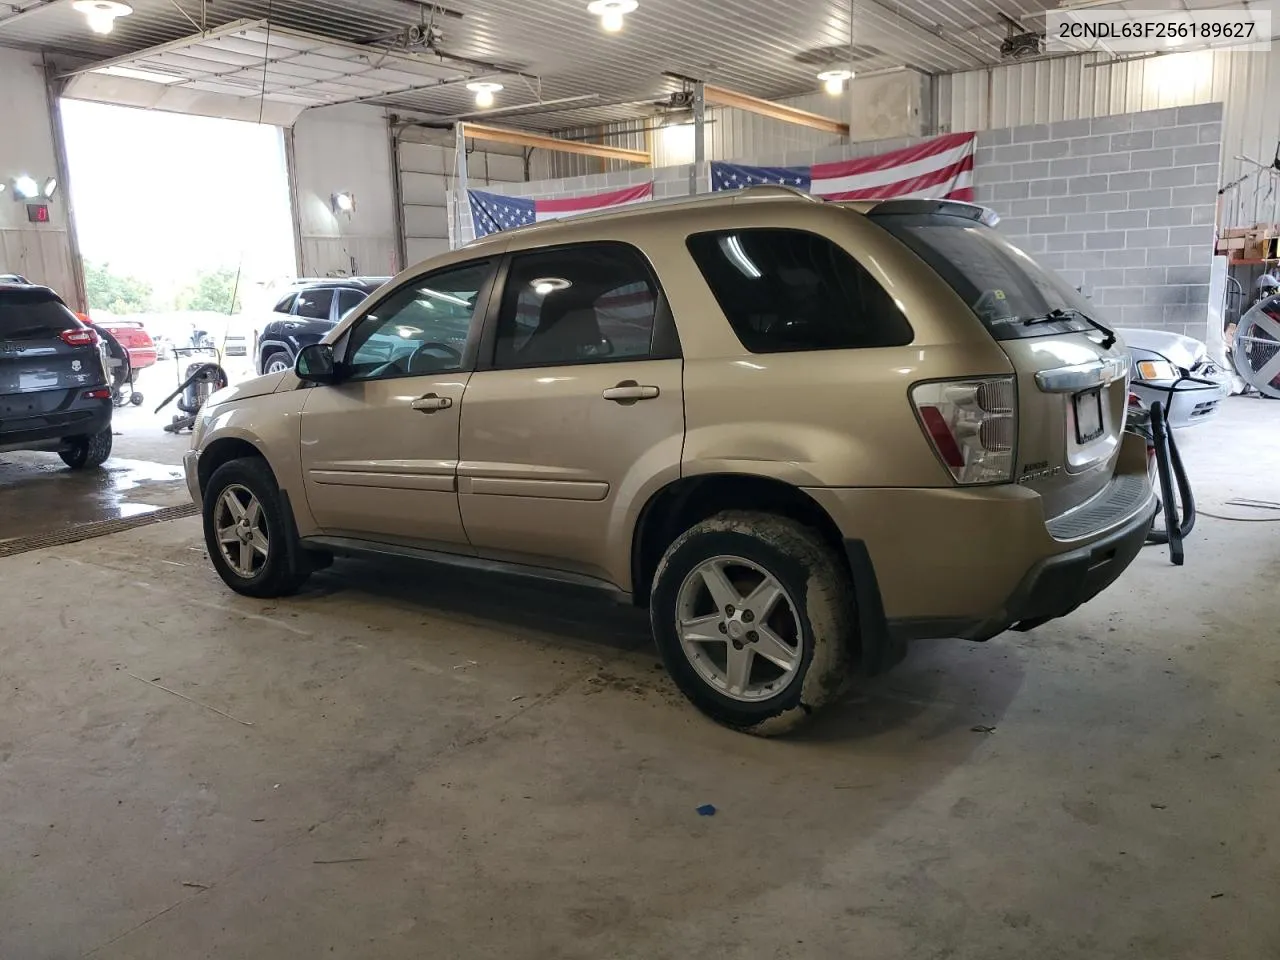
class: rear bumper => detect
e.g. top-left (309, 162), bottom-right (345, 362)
top-left (0, 395), bottom-right (111, 453)
top-left (806, 433), bottom-right (1156, 668)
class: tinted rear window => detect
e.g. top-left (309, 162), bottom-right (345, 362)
top-left (870, 214), bottom-right (1097, 340)
top-left (686, 228), bottom-right (912, 353)
top-left (0, 293), bottom-right (79, 339)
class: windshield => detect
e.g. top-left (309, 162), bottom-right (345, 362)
top-left (870, 213), bottom-right (1101, 340)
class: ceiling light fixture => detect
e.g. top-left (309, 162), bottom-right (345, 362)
top-left (817, 69), bottom-right (853, 95)
top-left (330, 191), bottom-right (355, 215)
top-left (466, 81), bottom-right (503, 108)
top-left (13, 176), bottom-right (39, 200)
top-left (531, 277), bottom-right (571, 295)
top-left (71, 0), bottom-right (133, 35)
top-left (587, 0), bottom-right (637, 33)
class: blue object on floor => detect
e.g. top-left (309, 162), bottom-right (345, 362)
top-left (696, 804), bottom-right (716, 816)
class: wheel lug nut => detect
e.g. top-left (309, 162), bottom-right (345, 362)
top-left (718, 622), bottom-right (727, 634)
top-left (725, 605), bottom-right (734, 616)
top-left (747, 630), bottom-right (758, 642)
top-left (742, 610), bottom-right (754, 622)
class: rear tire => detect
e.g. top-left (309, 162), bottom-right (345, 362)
top-left (60, 427), bottom-right (112, 470)
top-left (262, 350), bottom-right (293, 375)
top-left (650, 510), bottom-right (856, 736)
top-left (203, 457), bottom-right (312, 597)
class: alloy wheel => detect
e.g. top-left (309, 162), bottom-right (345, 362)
top-left (214, 483), bottom-right (269, 578)
top-left (674, 555), bottom-right (804, 702)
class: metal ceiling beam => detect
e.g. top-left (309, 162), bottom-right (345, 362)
top-left (703, 83), bottom-right (849, 136)
top-left (459, 121), bottom-right (650, 164)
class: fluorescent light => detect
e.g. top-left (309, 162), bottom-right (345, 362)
top-left (72, 0), bottom-right (133, 35)
top-left (43, 177), bottom-right (57, 198)
top-left (93, 64), bottom-right (184, 84)
top-left (334, 192), bottom-right (354, 212)
top-left (466, 81), bottom-right (503, 108)
top-left (719, 234), bottom-right (761, 279)
top-left (13, 176), bottom-right (39, 200)
top-left (817, 69), bottom-right (854, 95)
top-left (587, 0), bottom-right (637, 33)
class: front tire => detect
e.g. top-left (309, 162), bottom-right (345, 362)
top-left (262, 350), bottom-right (293, 375)
top-left (203, 457), bottom-right (311, 597)
top-left (60, 427), bottom-right (112, 470)
top-left (650, 510), bottom-right (856, 736)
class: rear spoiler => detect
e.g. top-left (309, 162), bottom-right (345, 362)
top-left (864, 198), bottom-right (1000, 228)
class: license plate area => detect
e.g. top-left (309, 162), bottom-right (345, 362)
top-left (1074, 387), bottom-right (1103, 443)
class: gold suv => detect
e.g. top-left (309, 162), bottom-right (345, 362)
top-left (186, 188), bottom-right (1155, 734)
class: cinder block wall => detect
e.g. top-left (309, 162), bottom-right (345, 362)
top-left (453, 104), bottom-right (1224, 339)
top-left (975, 103), bottom-right (1223, 337)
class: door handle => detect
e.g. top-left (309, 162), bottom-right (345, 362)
top-left (410, 393), bottom-right (452, 412)
top-left (602, 381), bottom-right (660, 403)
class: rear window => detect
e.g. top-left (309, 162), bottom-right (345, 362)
top-left (686, 228), bottom-right (912, 353)
top-left (870, 214), bottom-right (1097, 340)
top-left (0, 292), bottom-right (79, 340)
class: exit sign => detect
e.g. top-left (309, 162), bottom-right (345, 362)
top-left (26, 204), bottom-right (49, 223)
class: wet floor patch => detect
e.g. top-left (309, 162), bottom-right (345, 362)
top-left (0, 454), bottom-right (191, 542)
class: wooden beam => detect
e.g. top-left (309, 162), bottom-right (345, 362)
top-left (459, 122), bottom-right (650, 164)
top-left (703, 84), bottom-right (849, 137)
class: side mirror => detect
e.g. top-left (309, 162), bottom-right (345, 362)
top-left (295, 343), bottom-right (339, 385)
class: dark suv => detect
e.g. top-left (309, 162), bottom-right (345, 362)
top-left (255, 278), bottom-right (388, 374)
top-left (1, 283), bottom-right (113, 469)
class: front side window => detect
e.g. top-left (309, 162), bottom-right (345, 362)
top-left (273, 293), bottom-right (297, 314)
top-left (344, 260), bottom-right (491, 381)
top-left (295, 289), bottom-right (334, 320)
top-left (492, 243), bottom-right (660, 369)
top-left (686, 229), bottom-right (913, 353)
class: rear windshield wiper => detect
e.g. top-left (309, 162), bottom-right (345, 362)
top-left (1022, 308), bottom-right (1116, 349)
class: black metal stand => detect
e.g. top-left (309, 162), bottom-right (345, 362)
top-left (1149, 401), bottom-right (1184, 565)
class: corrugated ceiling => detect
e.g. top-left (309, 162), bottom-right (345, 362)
top-left (3, 0), bottom-right (1061, 130)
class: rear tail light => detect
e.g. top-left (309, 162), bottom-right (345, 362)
top-left (911, 376), bottom-right (1017, 484)
top-left (82, 387), bottom-right (111, 399)
top-left (60, 328), bottom-right (98, 347)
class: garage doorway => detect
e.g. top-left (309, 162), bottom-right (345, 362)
top-left (59, 100), bottom-right (295, 389)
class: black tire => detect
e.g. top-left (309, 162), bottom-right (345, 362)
top-left (59, 427), bottom-right (112, 470)
top-left (130, 392), bottom-right (144, 406)
top-left (650, 510), bottom-right (856, 736)
top-left (261, 350), bottom-right (293, 375)
top-left (202, 457), bottom-right (312, 597)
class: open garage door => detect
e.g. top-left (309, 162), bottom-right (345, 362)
top-left (397, 133), bottom-right (524, 262)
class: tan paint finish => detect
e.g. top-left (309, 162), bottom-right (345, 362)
top-left (299, 374), bottom-right (472, 548)
top-left (458, 358), bottom-right (684, 585)
top-left (190, 187), bottom-right (1152, 626)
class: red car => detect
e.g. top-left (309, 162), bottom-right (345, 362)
top-left (88, 318), bottom-right (157, 373)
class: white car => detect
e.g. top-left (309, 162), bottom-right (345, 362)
top-left (1117, 327), bottom-right (1231, 428)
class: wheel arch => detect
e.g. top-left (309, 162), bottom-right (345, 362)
top-left (197, 435), bottom-right (276, 495)
top-left (630, 473), bottom-right (849, 607)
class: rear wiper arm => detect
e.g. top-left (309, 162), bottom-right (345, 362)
top-left (1023, 308), bottom-right (1116, 349)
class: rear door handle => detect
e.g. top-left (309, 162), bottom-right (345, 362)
top-left (410, 393), bottom-right (452, 412)
top-left (602, 381), bottom-right (660, 403)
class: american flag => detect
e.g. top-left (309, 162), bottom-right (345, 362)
top-left (711, 132), bottom-right (976, 202)
top-left (468, 182), bottom-right (654, 238)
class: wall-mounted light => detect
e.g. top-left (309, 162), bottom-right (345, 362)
top-left (466, 81), bottom-right (503, 108)
top-left (71, 0), bottom-right (133, 35)
top-left (43, 177), bottom-right (58, 198)
top-left (587, 0), bottom-right (637, 33)
top-left (817, 69), bottom-right (854, 95)
top-left (330, 191), bottom-right (355, 215)
top-left (12, 176), bottom-right (40, 200)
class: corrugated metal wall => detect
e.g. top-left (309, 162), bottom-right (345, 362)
top-left (937, 48), bottom-right (1280, 228)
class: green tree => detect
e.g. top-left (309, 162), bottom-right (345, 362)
top-left (83, 261), bottom-right (153, 314)
top-left (177, 267), bottom-right (242, 313)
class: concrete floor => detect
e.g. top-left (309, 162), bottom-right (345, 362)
top-left (2, 398), bottom-right (1279, 959)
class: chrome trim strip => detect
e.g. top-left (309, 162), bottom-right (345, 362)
top-left (1035, 356), bottom-right (1129, 393)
